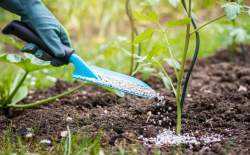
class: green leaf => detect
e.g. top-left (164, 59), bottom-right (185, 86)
top-left (238, 0), bottom-right (246, 4)
top-left (132, 27), bottom-right (156, 45)
top-left (132, 62), bottom-right (152, 76)
top-left (0, 37), bottom-right (24, 49)
top-left (169, 39), bottom-right (176, 45)
top-left (102, 47), bottom-right (116, 59)
top-left (229, 28), bottom-right (250, 42)
top-left (221, 3), bottom-right (243, 21)
top-left (163, 58), bottom-right (181, 69)
top-left (141, 67), bottom-right (155, 80)
top-left (162, 76), bottom-right (172, 90)
top-left (152, 71), bottom-right (172, 90)
top-left (0, 72), bottom-right (12, 102)
top-left (217, 2), bottom-right (224, 5)
top-left (132, 10), bottom-right (158, 22)
top-left (0, 53), bottom-right (55, 72)
top-left (165, 18), bottom-right (192, 28)
top-left (146, 0), bottom-right (160, 8)
top-left (101, 86), bottom-right (125, 98)
top-left (203, 0), bottom-right (215, 9)
top-left (133, 54), bottom-right (147, 62)
top-left (98, 41), bottom-right (116, 59)
top-left (10, 86), bottom-right (28, 105)
top-left (146, 45), bottom-right (167, 61)
top-left (168, 0), bottom-right (181, 8)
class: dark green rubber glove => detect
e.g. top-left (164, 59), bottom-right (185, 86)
top-left (0, 0), bottom-right (72, 66)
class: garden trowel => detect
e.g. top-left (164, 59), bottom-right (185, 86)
top-left (2, 20), bottom-right (156, 98)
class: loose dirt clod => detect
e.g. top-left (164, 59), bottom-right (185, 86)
top-left (61, 131), bottom-right (68, 137)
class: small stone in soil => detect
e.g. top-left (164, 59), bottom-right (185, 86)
top-left (199, 118), bottom-right (205, 123)
top-left (61, 131), bottom-right (68, 137)
top-left (70, 101), bottom-right (75, 105)
top-left (246, 124), bottom-right (250, 129)
top-left (20, 127), bottom-right (27, 135)
top-left (181, 113), bottom-right (187, 118)
top-left (238, 85), bottom-right (247, 92)
top-left (66, 117), bottom-right (73, 123)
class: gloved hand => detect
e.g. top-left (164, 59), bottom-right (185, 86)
top-left (0, 0), bottom-right (71, 66)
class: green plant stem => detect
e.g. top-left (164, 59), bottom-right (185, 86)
top-left (153, 58), bottom-right (177, 96)
top-left (176, 0), bottom-right (192, 135)
top-left (126, 0), bottom-right (135, 76)
top-left (10, 82), bottom-right (88, 109)
top-left (3, 71), bottom-right (29, 106)
top-left (157, 22), bottom-right (180, 82)
top-left (190, 14), bottom-right (226, 35)
top-left (130, 18), bottom-right (135, 76)
top-left (230, 36), bottom-right (236, 61)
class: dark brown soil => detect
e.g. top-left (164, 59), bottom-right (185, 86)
top-left (1, 45), bottom-right (250, 154)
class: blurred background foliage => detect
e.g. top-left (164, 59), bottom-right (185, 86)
top-left (0, 0), bottom-right (250, 88)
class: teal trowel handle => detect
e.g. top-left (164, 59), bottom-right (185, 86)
top-left (2, 20), bottom-right (74, 65)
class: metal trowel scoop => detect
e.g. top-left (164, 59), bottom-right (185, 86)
top-left (2, 20), bottom-right (156, 98)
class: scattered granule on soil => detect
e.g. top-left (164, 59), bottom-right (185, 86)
top-left (76, 71), bottom-right (157, 97)
top-left (138, 129), bottom-right (224, 148)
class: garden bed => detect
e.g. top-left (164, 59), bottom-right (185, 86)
top-left (1, 46), bottom-right (250, 154)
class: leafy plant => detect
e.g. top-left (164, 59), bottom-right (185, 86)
top-left (0, 39), bottom-right (124, 115)
top-left (132, 0), bottom-right (250, 134)
top-left (218, 0), bottom-right (250, 62)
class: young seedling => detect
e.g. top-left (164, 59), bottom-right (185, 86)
top-left (132, 0), bottom-right (250, 134)
top-left (219, 18), bottom-right (249, 62)
top-left (228, 21), bottom-right (249, 62)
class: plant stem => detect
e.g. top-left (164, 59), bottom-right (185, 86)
top-left (230, 36), bottom-right (236, 62)
top-left (153, 58), bottom-right (177, 96)
top-left (10, 82), bottom-right (88, 109)
top-left (126, 0), bottom-right (135, 76)
top-left (176, 0), bottom-right (192, 135)
top-left (157, 22), bottom-right (180, 82)
top-left (4, 71), bottom-right (29, 106)
top-left (190, 14), bottom-right (226, 35)
top-left (130, 18), bottom-right (135, 76)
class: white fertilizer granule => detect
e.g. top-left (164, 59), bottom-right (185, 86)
top-left (138, 129), bottom-right (224, 149)
top-left (77, 71), bottom-right (157, 97)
